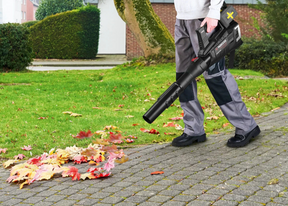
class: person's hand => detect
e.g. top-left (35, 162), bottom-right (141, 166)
top-left (200, 17), bottom-right (218, 33)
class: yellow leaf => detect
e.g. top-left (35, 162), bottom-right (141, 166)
top-left (103, 125), bottom-right (117, 130)
top-left (20, 180), bottom-right (29, 189)
top-left (115, 156), bottom-right (129, 164)
top-left (37, 171), bottom-right (54, 181)
top-left (125, 115), bottom-right (134, 118)
top-left (41, 158), bottom-right (61, 166)
top-left (62, 111), bottom-right (73, 114)
top-left (80, 173), bottom-right (95, 180)
top-left (70, 113), bottom-right (82, 117)
top-left (93, 139), bottom-right (109, 146)
top-left (88, 160), bottom-right (97, 165)
top-left (3, 160), bottom-right (19, 168)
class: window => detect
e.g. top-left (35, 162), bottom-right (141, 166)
top-left (22, 11), bottom-right (24, 20)
top-left (24, 12), bottom-right (26, 20)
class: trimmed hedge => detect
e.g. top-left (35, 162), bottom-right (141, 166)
top-left (0, 23), bottom-right (33, 72)
top-left (22, 20), bottom-right (39, 28)
top-left (30, 5), bottom-right (100, 59)
top-left (228, 39), bottom-right (288, 77)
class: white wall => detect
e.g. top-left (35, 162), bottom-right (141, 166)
top-left (97, 0), bottom-right (126, 54)
top-left (2, 0), bottom-right (22, 24)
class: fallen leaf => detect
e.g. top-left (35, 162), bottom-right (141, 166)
top-left (169, 117), bottom-right (183, 121)
top-left (222, 123), bottom-right (230, 128)
top-left (14, 154), bottom-right (26, 160)
top-left (128, 135), bottom-right (137, 139)
top-left (88, 161), bottom-right (98, 165)
top-left (72, 130), bottom-right (94, 139)
top-left (107, 133), bottom-right (124, 144)
top-left (271, 107), bottom-right (280, 112)
top-left (104, 125), bottom-right (117, 130)
top-left (164, 132), bottom-right (176, 135)
top-left (206, 116), bottom-right (219, 120)
top-left (38, 117), bottom-right (47, 119)
top-left (73, 155), bottom-right (87, 164)
top-left (0, 148), bottom-right (7, 153)
top-left (132, 123), bottom-right (139, 126)
top-left (126, 139), bottom-right (134, 143)
top-left (3, 160), bottom-right (19, 168)
top-left (163, 122), bottom-right (180, 127)
top-left (92, 107), bottom-right (101, 109)
top-left (93, 138), bottom-right (109, 145)
top-left (140, 128), bottom-right (160, 134)
top-left (151, 171), bottom-right (164, 175)
top-left (70, 113), bottom-right (82, 117)
top-left (62, 111), bottom-right (73, 114)
top-left (118, 104), bottom-right (124, 108)
top-left (115, 156), bottom-right (129, 164)
top-left (21, 145), bottom-right (32, 151)
top-left (125, 115), bottom-right (134, 118)
top-left (62, 166), bottom-right (81, 181)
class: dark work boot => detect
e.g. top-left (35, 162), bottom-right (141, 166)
top-left (227, 125), bottom-right (261, 148)
top-left (172, 133), bottom-right (206, 147)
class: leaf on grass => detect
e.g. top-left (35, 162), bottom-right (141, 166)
top-left (38, 117), bottom-right (47, 119)
top-left (107, 133), bottom-right (124, 144)
top-left (72, 130), bottom-right (94, 139)
top-left (14, 154), bottom-right (26, 160)
top-left (163, 122), bottom-right (180, 127)
top-left (206, 116), bottom-right (219, 120)
top-left (132, 123), bottom-right (139, 126)
top-left (118, 104), bottom-right (124, 108)
top-left (62, 111), bottom-right (73, 114)
top-left (102, 145), bottom-right (118, 153)
top-left (95, 130), bottom-right (107, 138)
top-left (104, 125), bottom-right (117, 130)
top-left (0, 148), bottom-right (7, 153)
top-left (92, 107), bottom-right (101, 109)
top-left (114, 156), bottom-right (129, 164)
top-left (222, 123), bottom-right (230, 128)
top-left (126, 139), bottom-right (134, 143)
top-left (271, 107), bottom-right (280, 112)
top-left (181, 112), bottom-right (184, 117)
top-left (21, 145), bottom-right (32, 151)
top-left (169, 117), bottom-right (183, 121)
top-left (125, 115), bottom-right (134, 118)
top-left (140, 128), bottom-right (160, 134)
top-left (70, 113), bottom-right (82, 117)
top-left (151, 171), bottom-right (164, 175)
top-left (164, 132), bottom-right (176, 135)
top-left (128, 135), bottom-right (137, 139)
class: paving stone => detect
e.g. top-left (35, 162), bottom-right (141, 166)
top-left (272, 197), bottom-right (288, 204)
top-left (113, 181), bottom-right (134, 187)
top-left (207, 188), bottom-right (229, 196)
top-left (255, 190), bottom-right (278, 197)
top-left (223, 194), bottom-right (247, 202)
top-left (136, 190), bottom-right (158, 197)
top-left (100, 196), bottom-right (125, 204)
top-left (146, 185), bottom-right (168, 191)
top-left (122, 186), bottom-right (145, 192)
top-left (186, 200), bottom-right (211, 206)
top-left (115, 202), bottom-right (137, 206)
top-left (48, 184), bottom-right (70, 191)
top-left (90, 192), bottom-right (111, 199)
top-left (101, 186), bottom-right (123, 193)
top-left (197, 193), bottom-right (220, 201)
top-left (158, 189), bottom-right (182, 196)
top-left (78, 187), bottom-right (101, 194)
top-left (33, 202), bottom-right (53, 206)
top-left (36, 190), bottom-right (58, 197)
top-left (0, 195), bottom-right (15, 202)
top-left (172, 194), bottom-right (196, 202)
top-left (212, 200), bottom-right (239, 206)
top-left (124, 195), bottom-right (149, 203)
top-left (247, 195), bottom-right (272, 204)
top-left (148, 195), bottom-right (172, 202)
top-left (22, 196), bottom-right (46, 204)
top-left (43, 195), bottom-right (66, 202)
top-left (162, 201), bottom-right (186, 206)
top-left (266, 203), bottom-right (287, 206)
top-left (134, 180), bottom-right (155, 186)
top-left (138, 202), bottom-right (161, 206)
top-left (182, 188), bottom-right (203, 196)
top-left (238, 201), bottom-right (265, 206)
top-left (264, 185), bottom-right (286, 192)
top-left (15, 192), bottom-right (36, 199)
top-left (1, 198), bottom-right (22, 206)
top-left (53, 199), bottom-right (77, 206)
top-left (231, 189), bottom-right (256, 196)
top-left (57, 188), bottom-right (78, 195)
top-left (67, 193), bottom-right (89, 200)
top-left (69, 184), bottom-right (89, 190)
top-left (168, 184), bottom-right (190, 191)
top-left (91, 182), bottom-right (113, 188)
top-left (76, 198), bottom-right (100, 205)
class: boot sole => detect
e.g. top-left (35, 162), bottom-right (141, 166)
top-left (227, 126), bottom-right (261, 148)
top-left (172, 134), bottom-right (206, 147)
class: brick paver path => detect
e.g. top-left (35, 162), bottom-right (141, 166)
top-left (0, 103), bottom-right (288, 206)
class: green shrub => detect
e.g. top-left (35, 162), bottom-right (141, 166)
top-left (36, 0), bottom-right (83, 21)
top-left (30, 5), bottom-right (100, 59)
top-left (22, 20), bottom-right (39, 28)
top-left (228, 38), bottom-right (288, 77)
top-left (0, 23), bottom-right (33, 72)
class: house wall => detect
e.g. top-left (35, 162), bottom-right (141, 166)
top-left (21, 0), bottom-right (27, 23)
top-left (126, 3), bottom-right (262, 59)
top-left (2, 0), bottom-right (22, 24)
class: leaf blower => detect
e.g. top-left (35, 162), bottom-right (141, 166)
top-left (143, 4), bottom-right (243, 124)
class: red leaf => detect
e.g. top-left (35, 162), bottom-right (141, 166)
top-left (63, 166), bottom-right (81, 181)
top-left (169, 117), bottom-right (183, 121)
top-left (107, 133), bottom-right (124, 144)
top-left (128, 135), bottom-right (137, 139)
top-left (151, 171), bottom-right (164, 175)
top-left (132, 123), bottom-right (139, 126)
top-left (27, 156), bottom-right (43, 166)
top-left (223, 123), bottom-right (230, 128)
top-left (102, 145), bottom-right (118, 153)
top-left (140, 128), bottom-right (150, 133)
top-left (140, 128), bottom-right (160, 134)
top-left (87, 167), bottom-right (103, 173)
top-left (72, 130), bottom-right (94, 139)
top-left (118, 104), bottom-right (124, 108)
top-left (0, 148), bottom-right (7, 153)
top-left (181, 112), bottom-right (184, 117)
top-left (73, 155), bottom-right (87, 164)
top-left (163, 122), bottom-right (178, 127)
top-left (126, 139), bottom-right (134, 143)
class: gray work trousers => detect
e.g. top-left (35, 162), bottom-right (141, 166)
top-left (175, 18), bottom-right (257, 136)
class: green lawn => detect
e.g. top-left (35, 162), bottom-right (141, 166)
top-left (0, 63), bottom-right (287, 159)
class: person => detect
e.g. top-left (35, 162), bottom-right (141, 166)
top-left (172, 0), bottom-right (261, 148)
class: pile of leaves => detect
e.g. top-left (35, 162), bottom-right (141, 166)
top-left (3, 129), bottom-right (131, 189)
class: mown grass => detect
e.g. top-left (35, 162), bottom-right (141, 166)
top-left (0, 63), bottom-right (288, 159)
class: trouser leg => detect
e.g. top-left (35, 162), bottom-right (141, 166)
top-left (203, 58), bottom-right (258, 135)
top-left (175, 19), bottom-right (205, 136)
